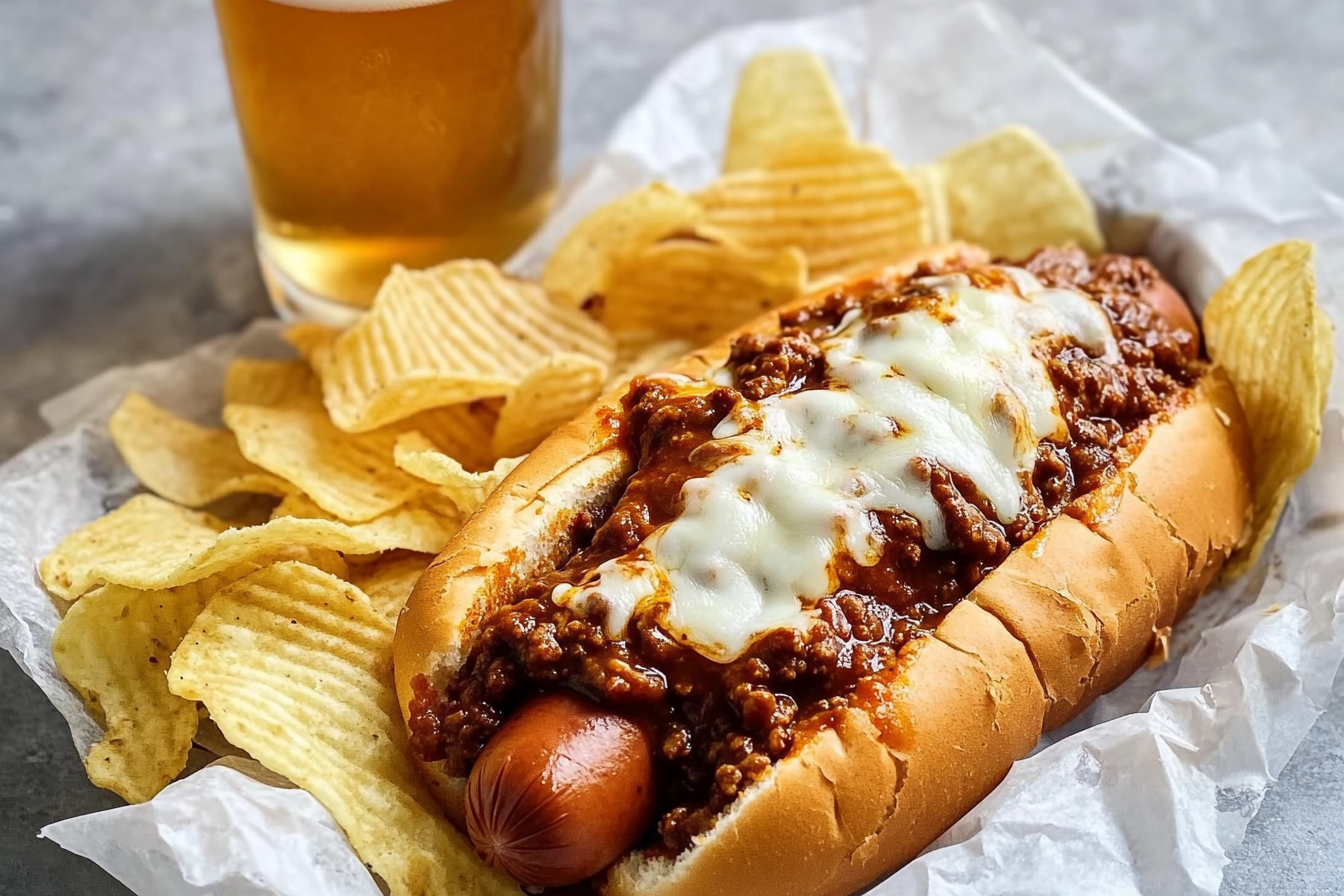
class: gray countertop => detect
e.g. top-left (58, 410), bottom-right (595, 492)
top-left (2, 0), bottom-right (1342, 893)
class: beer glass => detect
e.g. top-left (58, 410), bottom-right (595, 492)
top-left (213, 0), bottom-right (560, 321)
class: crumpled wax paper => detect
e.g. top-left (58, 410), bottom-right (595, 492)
top-left (3, 2), bottom-right (1344, 894)
top-left (41, 764), bottom-right (383, 896)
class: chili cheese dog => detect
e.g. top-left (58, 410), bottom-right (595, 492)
top-left (394, 242), bottom-right (1253, 895)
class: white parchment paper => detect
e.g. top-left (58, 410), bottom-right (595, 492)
top-left (42, 765), bottom-right (383, 896)
top-left (4, 2), bottom-right (1344, 894)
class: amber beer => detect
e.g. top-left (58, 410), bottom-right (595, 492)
top-left (213, 0), bottom-right (560, 315)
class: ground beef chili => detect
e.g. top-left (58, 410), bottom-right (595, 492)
top-left (408, 247), bottom-right (1202, 859)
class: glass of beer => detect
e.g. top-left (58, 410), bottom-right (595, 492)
top-left (213, 0), bottom-right (560, 321)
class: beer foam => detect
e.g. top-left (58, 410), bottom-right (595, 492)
top-left (263, 0), bottom-right (452, 11)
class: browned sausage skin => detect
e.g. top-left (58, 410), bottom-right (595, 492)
top-left (465, 691), bottom-right (656, 888)
top-left (1141, 278), bottom-right (1201, 352)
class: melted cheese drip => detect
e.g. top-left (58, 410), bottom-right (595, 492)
top-left (555, 268), bottom-right (1119, 661)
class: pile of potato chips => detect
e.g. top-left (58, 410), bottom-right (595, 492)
top-left (46, 263), bottom-right (611, 895)
top-left (540, 50), bottom-right (1103, 348)
top-left (37, 48), bottom-right (1329, 896)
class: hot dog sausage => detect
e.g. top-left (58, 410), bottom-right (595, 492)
top-left (465, 690), bottom-right (656, 888)
top-left (1141, 278), bottom-right (1201, 355)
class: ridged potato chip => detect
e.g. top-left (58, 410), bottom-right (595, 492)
top-left (609, 329), bottom-right (697, 389)
top-left (1315, 306), bottom-right (1335, 415)
top-left (53, 579), bottom-right (215, 802)
top-left (268, 492), bottom-right (324, 520)
top-left (284, 322), bottom-right (340, 371)
top-left (109, 392), bottom-right (291, 508)
top-left (603, 238), bottom-right (807, 341)
top-left (168, 562), bottom-right (515, 896)
top-left (51, 552), bottom-right (347, 803)
top-left (224, 358), bottom-right (325, 411)
top-left (233, 353), bottom-right (502, 471)
top-left (724, 49), bottom-right (853, 173)
top-left (41, 497), bottom-right (228, 601)
top-left (911, 163), bottom-right (952, 245)
top-left (1204, 240), bottom-right (1333, 572)
top-left (699, 141), bottom-right (928, 284)
top-left (225, 402), bottom-right (426, 522)
top-left (318, 260), bottom-right (615, 433)
top-left (394, 431), bottom-right (522, 515)
top-left (266, 493), bottom-right (462, 555)
top-left (40, 494), bottom-right (457, 600)
top-left (348, 552), bottom-right (434, 622)
top-left (542, 183), bottom-right (705, 308)
top-left (937, 124), bottom-right (1103, 258)
top-left (401, 401), bottom-right (502, 474)
top-left (492, 353), bottom-right (610, 458)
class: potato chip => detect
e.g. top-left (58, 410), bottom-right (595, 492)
top-left (40, 497), bottom-right (227, 601)
top-left (1315, 305), bottom-right (1335, 417)
top-left (1204, 240), bottom-right (1333, 572)
top-left (268, 491), bottom-right (326, 521)
top-left (348, 552), bottom-right (434, 622)
top-left (109, 392), bottom-right (291, 508)
top-left (267, 492), bottom-right (461, 555)
top-left (264, 491), bottom-right (381, 524)
top-left (225, 402), bottom-right (427, 522)
top-left (492, 353), bottom-right (609, 458)
top-left (284, 322), bottom-right (340, 371)
top-left (229, 355), bottom-right (501, 475)
top-left (938, 125), bottom-right (1103, 258)
top-left (911, 163), bottom-right (952, 244)
top-left (699, 141), bottom-right (928, 284)
top-left (201, 493), bottom-right (282, 529)
top-left (53, 578), bottom-right (215, 802)
top-left (542, 183), bottom-right (705, 308)
top-left (319, 260), bottom-right (615, 433)
top-left (401, 401), bottom-right (501, 474)
top-left (394, 432), bottom-right (522, 515)
top-left (168, 562), bottom-right (515, 896)
top-left (224, 358), bottom-right (325, 411)
top-left (51, 551), bottom-right (346, 802)
top-left (724, 49), bottom-right (852, 173)
top-left (609, 329), bottom-right (696, 389)
top-left (41, 494), bottom-right (457, 600)
top-left (603, 238), bottom-right (807, 341)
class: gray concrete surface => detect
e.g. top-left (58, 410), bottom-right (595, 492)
top-left (1, 0), bottom-right (1342, 893)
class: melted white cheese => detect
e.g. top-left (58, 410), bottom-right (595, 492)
top-left (555, 268), bottom-right (1119, 661)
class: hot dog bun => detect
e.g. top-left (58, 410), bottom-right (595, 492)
top-left (394, 243), bottom-right (1254, 895)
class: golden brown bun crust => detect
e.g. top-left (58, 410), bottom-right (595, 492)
top-left (393, 243), bottom-right (1254, 895)
top-left (606, 599), bottom-right (1048, 896)
top-left (604, 369), bottom-right (1251, 896)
